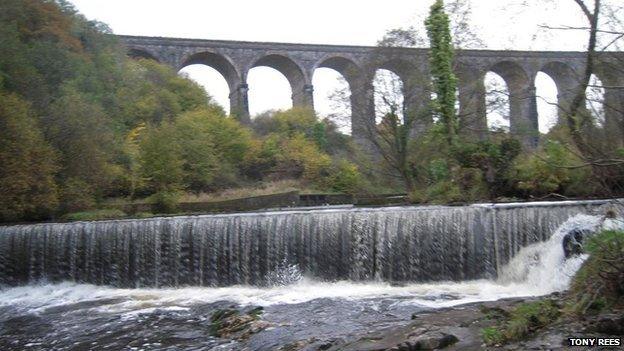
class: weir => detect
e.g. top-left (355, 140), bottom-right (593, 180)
top-left (0, 200), bottom-right (610, 288)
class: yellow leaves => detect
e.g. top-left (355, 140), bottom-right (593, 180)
top-left (125, 122), bottom-right (146, 146)
top-left (278, 133), bottom-right (332, 181)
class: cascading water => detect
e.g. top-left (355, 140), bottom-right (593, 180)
top-left (1, 200), bottom-right (621, 350)
top-left (0, 199), bottom-right (613, 288)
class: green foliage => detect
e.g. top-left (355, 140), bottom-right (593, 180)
top-left (48, 86), bottom-right (118, 196)
top-left (244, 109), bottom-right (358, 192)
top-left (149, 190), bottom-right (181, 214)
top-left (118, 59), bottom-right (210, 126)
top-left (481, 327), bottom-right (505, 346)
top-left (62, 209), bottom-right (126, 222)
top-left (251, 108), bottom-right (349, 155)
top-left (453, 138), bottom-right (522, 196)
top-left (59, 177), bottom-right (96, 213)
top-left (512, 140), bottom-right (596, 197)
top-left (326, 160), bottom-right (362, 194)
top-left (409, 154), bottom-right (488, 204)
top-left (275, 133), bottom-right (332, 182)
top-left (0, 92), bottom-right (59, 221)
top-left (139, 124), bottom-right (184, 193)
top-left (481, 300), bottom-right (561, 346)
top-left (425, 0), bottom-right (458, 144)
top-left (568, 230), bottom-right (624, 315)
top-left (173, 109), bottom-right (250, 192)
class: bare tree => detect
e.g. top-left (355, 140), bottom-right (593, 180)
top-left (534, 0), bottom-right (624, 193)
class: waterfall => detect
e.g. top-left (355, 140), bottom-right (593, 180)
top-left (0, 200), bottom-right (611, 288)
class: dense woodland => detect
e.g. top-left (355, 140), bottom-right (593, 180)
top-left (0, 0), bottom-right (622, 222)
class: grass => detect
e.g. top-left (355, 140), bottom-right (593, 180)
top-left (481, 326), bottom-right (505, 346)
top-left (481, 299), bottom-right (561, 346)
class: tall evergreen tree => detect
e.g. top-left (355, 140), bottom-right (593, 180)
top-left (426, 0), bottom-right (458, 145)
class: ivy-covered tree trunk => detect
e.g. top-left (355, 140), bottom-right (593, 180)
top-left (426, 0), bottom-right (458, 146)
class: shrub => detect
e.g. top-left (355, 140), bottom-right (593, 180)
top-left (60, 178), bottom-right (96, 213)
top-left (327, 160), bottom-right (361, 194)
top-left (512, 140), bottom-right (596, 197)
top-left (273, 133), bottom-right (332, 182)
top-left (568, 230), bottom-right (624, 315)
top-left (149, 190), bottom-right (181, 214)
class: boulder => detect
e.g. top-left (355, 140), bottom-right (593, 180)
top-left (562, 229), bottom-right (591, 258)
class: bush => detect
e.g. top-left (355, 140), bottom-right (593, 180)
top-left (149, 190), bottom-right (181, 214)
top-left (452, 138), bottom-right (521, 196)
top-left (512, 140), bottom-right (596, 197)
top-left (60, 178), bottom-right (96, 213)
top-left (568, 230), bottom-right (624, 315)
top-left (327, 160), bottom-right (361, 194)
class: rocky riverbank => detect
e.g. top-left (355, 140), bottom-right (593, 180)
top-left (224, 293), bottom-right (622, 350)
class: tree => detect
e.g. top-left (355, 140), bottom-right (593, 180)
top-left (0, 93), bottom-right (59, 221)
top-left (426, 0), bottom-right (459, 145)
top-left (173, 108), bottom-right (252, 192)
top-left (323, 1), bottom-right (483, 192)
top-left (535, 0), bottom-right (624, 195)
top-left (139, 123), bottom-right (184, 196)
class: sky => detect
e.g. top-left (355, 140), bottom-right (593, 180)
top-left (68, 0), bottom-right (600, 133)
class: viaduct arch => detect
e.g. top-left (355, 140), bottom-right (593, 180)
top-left (119, 35), bottom-right (624, 148)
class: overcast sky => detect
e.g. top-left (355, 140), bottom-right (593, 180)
top-left (69, 0), bottom-right (600, 133)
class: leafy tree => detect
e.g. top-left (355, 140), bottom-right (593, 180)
top-left (173, 109), bottom-right (251, 191)
top-left (47, 87), bottom-right (118, 197)
top-left (426, 0), bottom-right (459, 145)
top-left (251, 107), bottom-right (340, 153)
top-left (0, 93), bottom-right (59, 221)
top-left (117, 59), bottom-right (210, 126)
top-left (139, 123), bottom-right (184, 195)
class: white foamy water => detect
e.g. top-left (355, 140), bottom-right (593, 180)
top-left (1, 213), bottom-right (621, 317)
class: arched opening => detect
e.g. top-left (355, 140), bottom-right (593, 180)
top-left (586, 74), bottom-right (606, 127)
top-left (128, 48), bottom-right (159, 62)
top-left (247, 66), bottom-right (293, 116)
top-left (373, 69), bottom-right (405, 124)
top-left (249, 54), bottom-right (307, 116)
top-left (484, 71), bottom-right (510, 132)
top-left (315, 56), bottom-right (362, 136)
top-left (179, 52), bottom-right (241, 117)
top-left (312, 67), bottom-right (351, 134)
top-left (539, 61), bottom-right (580, 133)
top-left (487, 61), bottom-right (534, 144)
top-left (534, 72), bottom-right (559, 134)
top-left (179, 65), bottom-right (231, 114)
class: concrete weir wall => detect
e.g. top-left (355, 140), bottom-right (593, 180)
top-left (118, 35), bottom-right (624, 149)
top-left (0, 199), bottom-right (610, 287)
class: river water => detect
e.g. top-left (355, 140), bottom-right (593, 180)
top-left (0, 201), bottom-right (620, 350)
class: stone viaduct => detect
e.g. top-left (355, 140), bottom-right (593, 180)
top-left (118, 35), bottom-right (624, 147)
